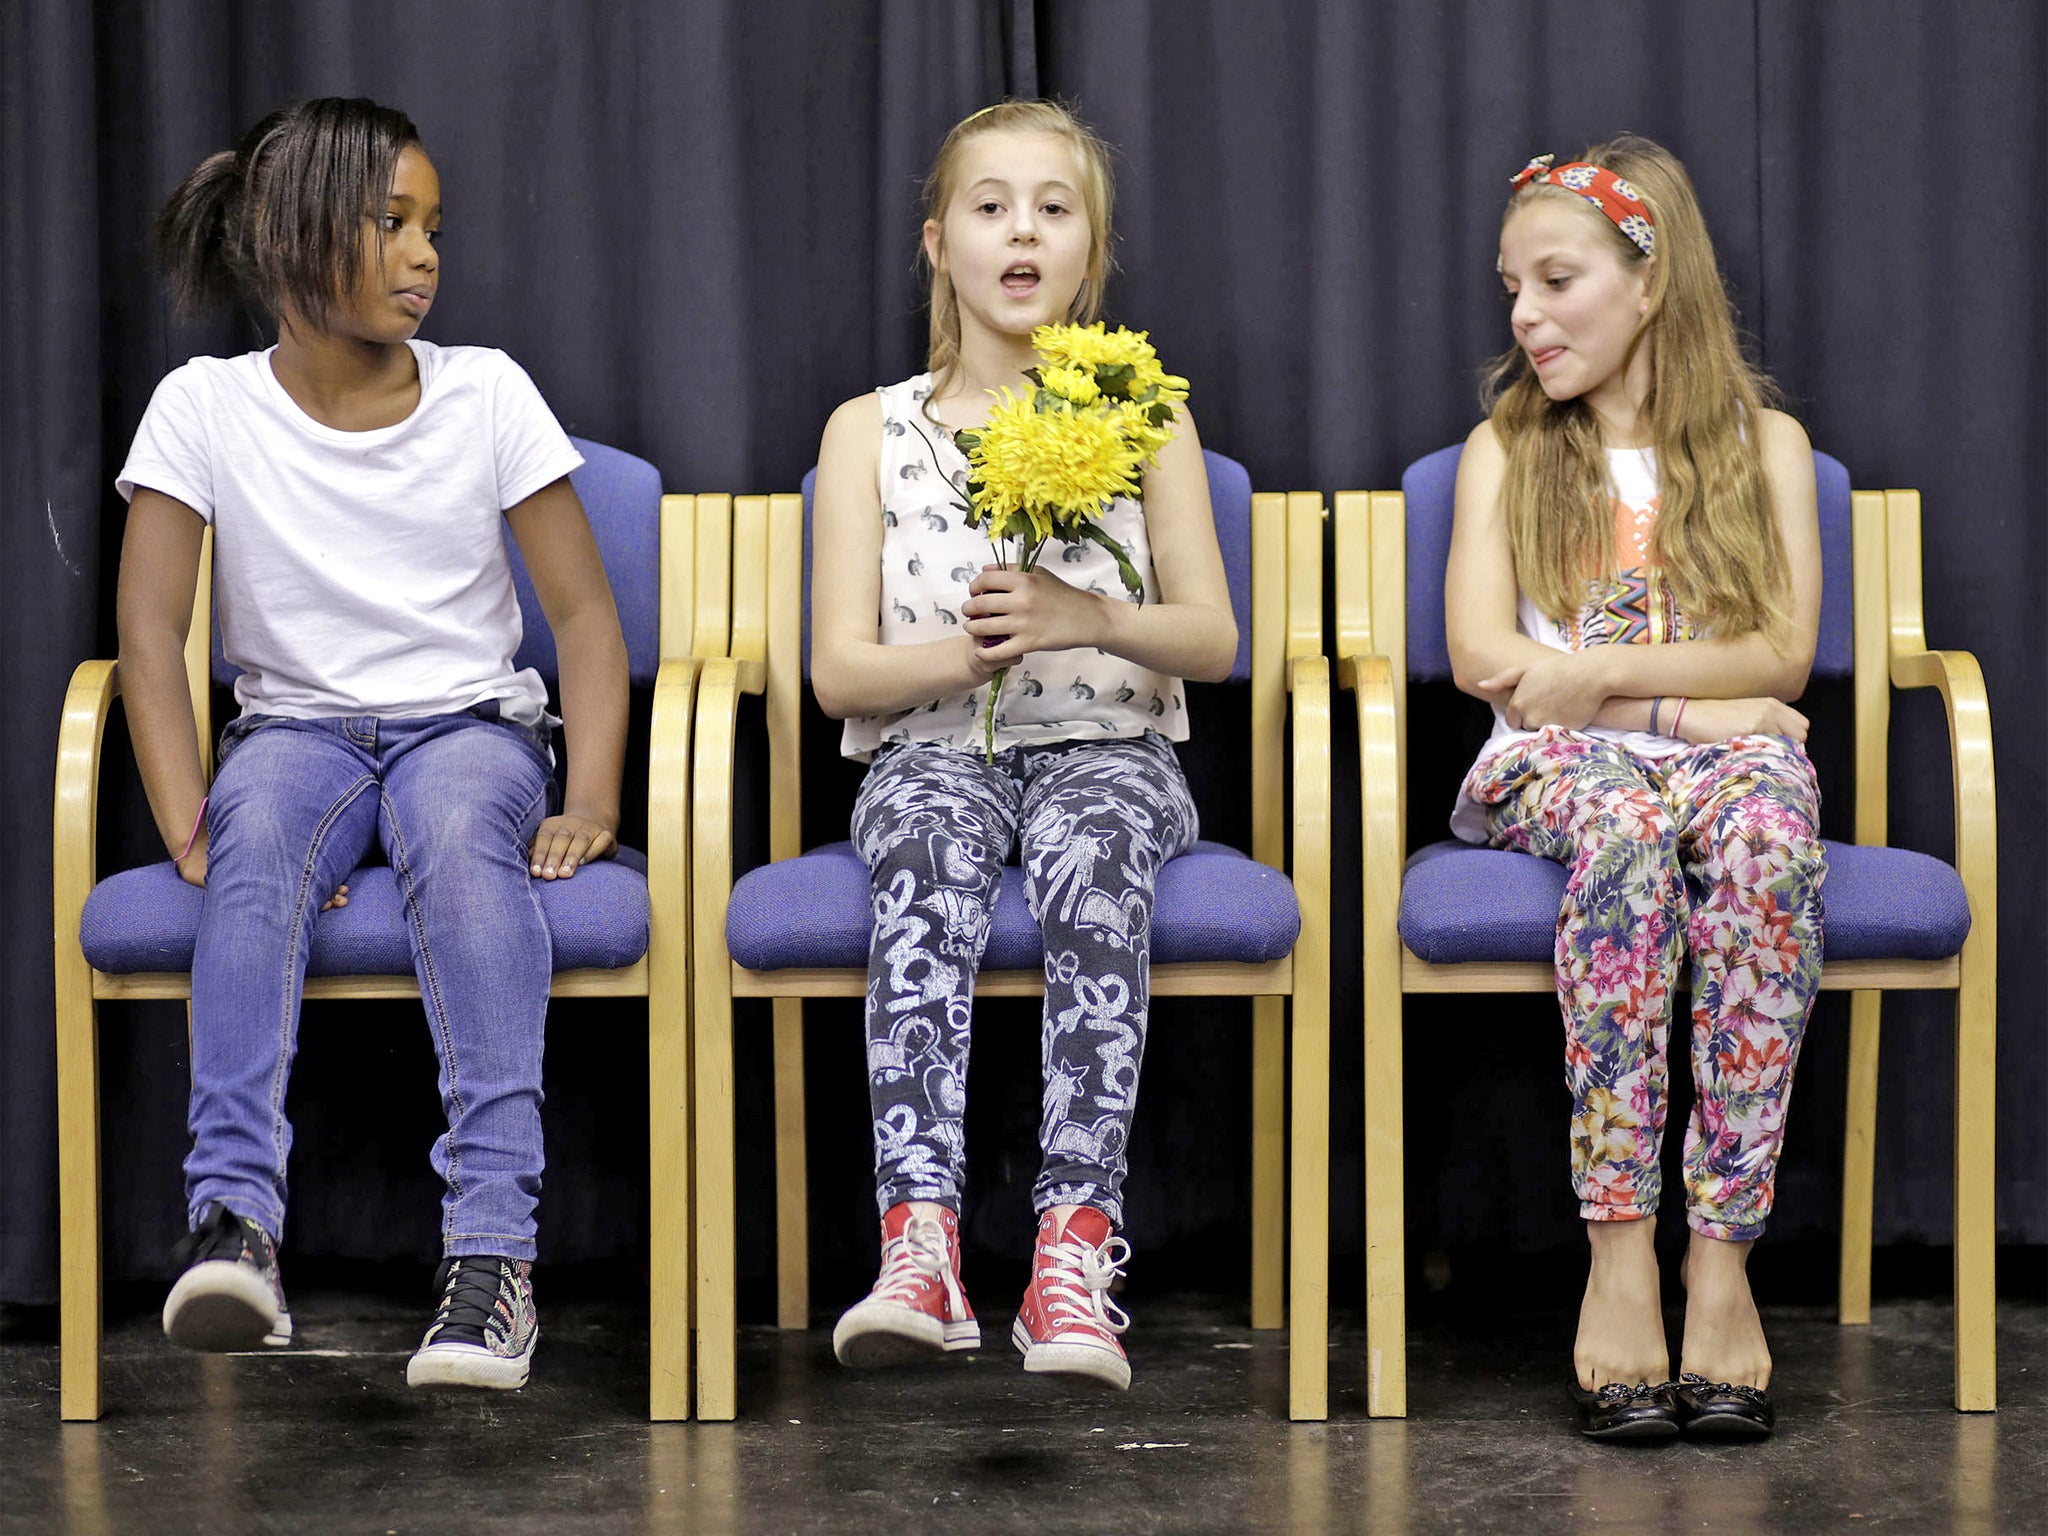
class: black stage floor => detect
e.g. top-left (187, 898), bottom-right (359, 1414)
top-left (2, 1291), bottom-right (2039, 1533)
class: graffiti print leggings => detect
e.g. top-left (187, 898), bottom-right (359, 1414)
top-left (852, 732), bottom-right (1198, 1227)
top-left (1463, 728), bottom-right (1826, 1240)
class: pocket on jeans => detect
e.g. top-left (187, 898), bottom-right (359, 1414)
top-left (215, 713), bottom-right (284, 766)
top-left (467, 702), bottom-right (556, 773)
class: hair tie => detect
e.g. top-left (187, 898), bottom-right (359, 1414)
top-left (1509, 154), bottom-right (1656, 257)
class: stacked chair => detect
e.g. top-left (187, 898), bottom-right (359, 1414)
top-left (687, 454), bottom-right (1335, 1420)
top-left (1334, 446), bottom-right (1997, 1416)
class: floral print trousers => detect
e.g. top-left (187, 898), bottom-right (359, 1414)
top-left (851, 733), bottom-right (1198, 1227)
top-left (1464, 728), bottom-right (1826, 1239)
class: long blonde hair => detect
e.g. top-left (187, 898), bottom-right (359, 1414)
top-left (920, 100), bottom-right (1115, 381)
top-left (1484, 134), bottom-right (1789, 643)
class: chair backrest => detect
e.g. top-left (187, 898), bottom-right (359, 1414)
top-left (800, 449), bottom-right (1258, 684)
top-left (507, 438), bottom-right (665, 688)
top-left (209, 436), bottom-right (665, 691)
top-left (1397, 443), bottom-right (1856, 682)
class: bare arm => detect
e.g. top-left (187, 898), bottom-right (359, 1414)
top-left (1444, 419), bottom-right (1562, 696)
top-left (505, 476), bottom-right (629, 878)
top-left (115, 489), bottom-right (211, 882)
top-left (962, 407), bottom-right (1238, 682)
top-left (809, 393), bottom-right (992, 719)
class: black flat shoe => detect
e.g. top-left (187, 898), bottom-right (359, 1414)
top-left (1675, 1372), bottom-right (1775, 1439)
top-left (1568, 1376), bottom-right (1682, 1441)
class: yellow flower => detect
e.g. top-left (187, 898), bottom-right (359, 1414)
top-left (964, 387), bottom-right (1145, 537)
top-left (1038, 364), bottom-right (1101, 407)
top-left (1031, 321), bottom-right (1125, 370)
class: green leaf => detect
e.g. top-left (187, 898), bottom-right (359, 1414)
top-left (1075, 522), bottom-right (1146, 603)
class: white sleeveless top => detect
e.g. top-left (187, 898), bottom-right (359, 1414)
top-left (839, 374), bottom-right (1189, 761)
top-left (1450, 446), bottom-right (1699, 840)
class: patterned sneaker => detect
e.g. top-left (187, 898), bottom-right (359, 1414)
top-left (163, 1202), bottom-right (293, 1352)
top-left (1011, 1207), bottom-right (1132, 1391)
top-left (405, 1256), bottom-right (538, 1390)
top-left (832, 1203), bottom-right (979, 1366)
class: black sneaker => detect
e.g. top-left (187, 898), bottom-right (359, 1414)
top-left (162, 1202), bottom-right (292, 1352)
top-left (406, 1256), bottom-right (538, 1390)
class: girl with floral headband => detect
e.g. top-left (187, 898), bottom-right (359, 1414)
top-left (1444, 134), bottom-right (1824, 1439)
top-left (809, 100), bottom-right (1236, 1390)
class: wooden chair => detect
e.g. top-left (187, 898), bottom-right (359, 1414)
top-left (1336, 446), bottom-right (1996, 1417)
top-left (688, 454), bottom-right (1333, 1420)
top-left (53, 440), bottom-right (709, 1421)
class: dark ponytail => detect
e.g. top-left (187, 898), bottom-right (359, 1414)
top-left (155, 149), bottom-right (247, 315)
top-left (154, 98), bottom-right (422, 329)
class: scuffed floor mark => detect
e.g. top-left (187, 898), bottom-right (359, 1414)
top-left (1115, 1441), bottom-right (1191, 1451)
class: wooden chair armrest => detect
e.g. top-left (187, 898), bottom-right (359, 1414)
top-left (647, 656), bottom-right (700, 910)
top-left (54, 660), bottom-right (123, 933)
top-left (1890, 645), bottom-right (1997, 927)
top-left (1288, 654), bottom-right (1331, 893)
top-left (1347, 653), bottom-right (1404, 898)
top-left (690, 657), bottom-right (764, 913)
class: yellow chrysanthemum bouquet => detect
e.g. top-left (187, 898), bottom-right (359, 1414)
top-left (954, 322), bottom-right (1189, 758)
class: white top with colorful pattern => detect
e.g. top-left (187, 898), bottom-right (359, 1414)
top-left (839, 374), bottom-right (1188, 761)
top-left (1450, 446), bottom-right (1698, 840)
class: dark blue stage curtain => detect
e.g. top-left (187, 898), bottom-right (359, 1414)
top-left (2, 0), bottom-right (2040, 1307)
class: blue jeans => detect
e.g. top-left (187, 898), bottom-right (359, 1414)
top-left (187, 706), bottom-right (555, 1259)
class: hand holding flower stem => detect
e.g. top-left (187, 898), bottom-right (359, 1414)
top-left (953, 323), bottom-right (1187, 759)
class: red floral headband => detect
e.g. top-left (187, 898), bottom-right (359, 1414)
top-left (1509, 154), bottom-right (1656, 257)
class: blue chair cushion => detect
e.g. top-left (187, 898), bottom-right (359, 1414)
top-left (728, 839), bottom-right (1299, 971)
top-left (1398, 838), bottom-right (1970, 965)
top-left (80, 848), bottom-right (651, 975)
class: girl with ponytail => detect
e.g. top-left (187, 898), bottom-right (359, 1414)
top-left (115, 97), bottom-right (628, 1395)
top-left (1444, 135), bottom-right (1825, 1440)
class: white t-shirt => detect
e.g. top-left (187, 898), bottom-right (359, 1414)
top-left (1451, 446), bottom-right (1698, 841)
top-left (118, 340), bottom-right (583, 723)
top-left (838, 374), bottom-right (1189, 761)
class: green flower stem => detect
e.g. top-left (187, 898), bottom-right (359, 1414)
top-left (980, 535), bottom-right (1045, 760)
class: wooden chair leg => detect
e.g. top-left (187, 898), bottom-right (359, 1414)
top-left (1287, 995), bottom-right (1330, 1421)
top-left (1838, 990), bottom-right (1881, 1326)
top-left (1250, 996), bottom-right (1286, 1330)
top-left (694, 982), bottom-right (739, 1420)
top-left (56, 979), bottom-right (102, 1421)
top-left (649, 992), bottom-right (692, 1420)
top-left (772, 999), bottom-right (809, 1330)
top-left (1953, 958), bottom-right (1997, 1411)
top-left (1362, 966), bottom-right (1406, 1417)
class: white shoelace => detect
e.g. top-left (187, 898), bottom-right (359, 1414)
top-left (870, 1215), bottom-right (967, 1317)
top-left (1038, 1232), bottom-right (1132, 1337)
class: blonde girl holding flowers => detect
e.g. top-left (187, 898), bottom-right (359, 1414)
top-left (810, 101), bottom-right (1236, 1391)
top-left (1445, 134), bottom-right (1825, 1440)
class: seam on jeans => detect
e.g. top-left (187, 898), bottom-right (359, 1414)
top-left (267, 774), bottom-right (379, 1190)
top-left (382, 794), bottom-right (463, 1210)
top-left (389, 764), bottom-right (552, 1233)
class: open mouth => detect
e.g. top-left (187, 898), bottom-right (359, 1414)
top-left (1001, 263), bottom-right (1040, 295)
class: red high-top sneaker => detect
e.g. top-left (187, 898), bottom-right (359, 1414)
top-left (832, 1202), bottom-right (979, 1366)
top-left (1011, 1206), bottom-right (1132, 1391)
